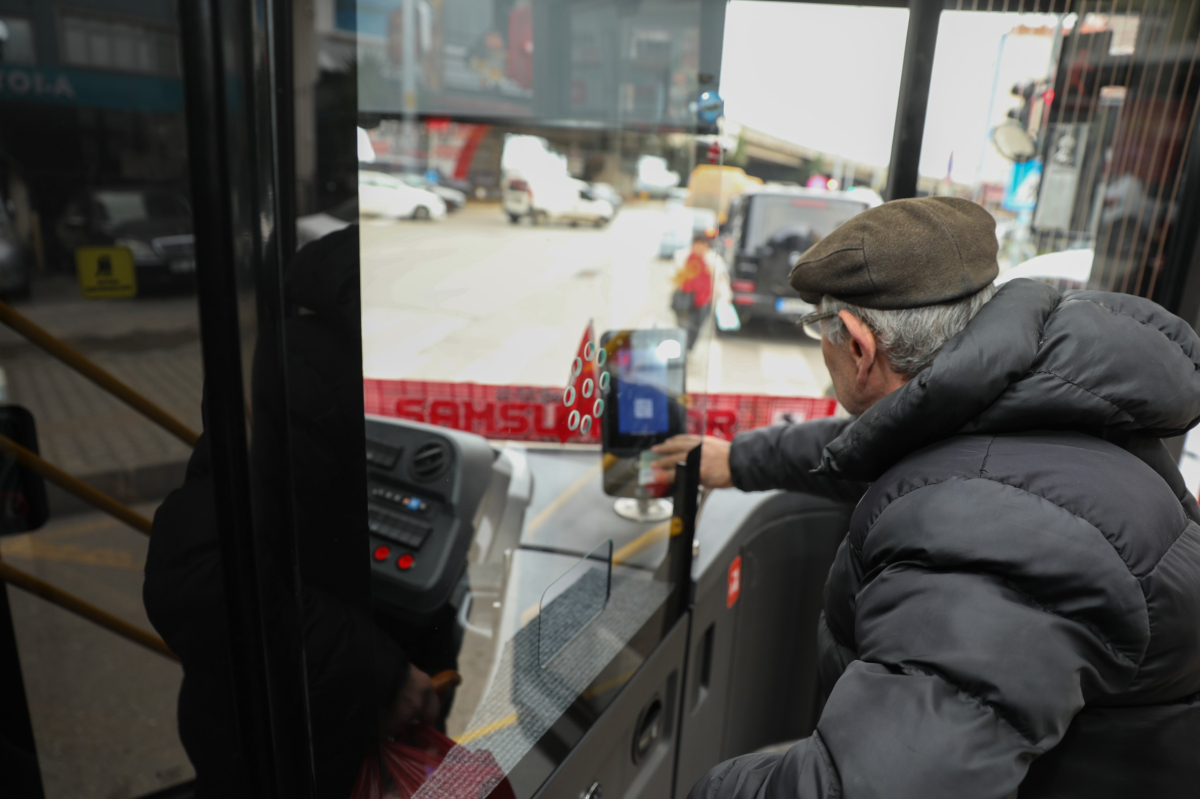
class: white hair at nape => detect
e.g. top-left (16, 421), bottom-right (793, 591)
top-left (821, 283), bottom-right (997, 378)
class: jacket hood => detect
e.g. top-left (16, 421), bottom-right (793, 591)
top-left (819, 278), bottom-right (1200, 480)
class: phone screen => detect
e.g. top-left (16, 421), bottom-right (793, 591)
top-left (615, 345), bottom-right (670, 435)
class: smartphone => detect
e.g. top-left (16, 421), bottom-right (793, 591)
top-left (599, 328), bottom-right (688, 461)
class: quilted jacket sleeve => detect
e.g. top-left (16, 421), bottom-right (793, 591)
top-left (687, 483), bottom-right (1144, 799)
top-left (728, 418), bottom-right (867, 502)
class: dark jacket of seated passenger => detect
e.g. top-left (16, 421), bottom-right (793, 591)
top-left (694, 279), bottom-right (1200, 799)
top-left (144, 226), bottom-right (408, 798)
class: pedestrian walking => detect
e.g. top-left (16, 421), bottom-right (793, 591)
top-left (672, 231), bottom-right (715, 352)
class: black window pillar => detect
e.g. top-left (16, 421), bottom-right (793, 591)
top-left (885, 0), bottom-right (942, 201)
top-left (179, 0), bottom-right (315, 795)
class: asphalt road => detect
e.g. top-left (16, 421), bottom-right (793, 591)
top-left (360, 202), bottom-right (833, 398)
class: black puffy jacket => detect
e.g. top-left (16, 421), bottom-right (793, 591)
top-left (694, 279), bottom-right (1200, 799)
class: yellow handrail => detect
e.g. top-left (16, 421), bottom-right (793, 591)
top-left (0, 558), bottom-right (176, 661)
top-left (0, 434), bottom-right (153, 536)
top-left (0, 300), bottom-right (199, 447)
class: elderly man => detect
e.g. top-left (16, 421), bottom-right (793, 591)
top-left (656, 197), bottom-right (1200, 798)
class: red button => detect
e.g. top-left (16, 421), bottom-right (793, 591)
top-left (396, 553), bottom-right (415, 570)
top-left (373, 545), bottom-right (390, 561)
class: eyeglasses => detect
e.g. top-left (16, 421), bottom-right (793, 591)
top-left (797, 309), bottom-right (837, 340)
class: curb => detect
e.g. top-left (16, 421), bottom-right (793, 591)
top-left (45, 460), bottom-right (189, 521)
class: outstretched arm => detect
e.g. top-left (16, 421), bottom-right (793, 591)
top-left (652, 418), bottom-right (866, 502)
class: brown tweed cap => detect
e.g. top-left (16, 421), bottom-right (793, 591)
top-left (788, 196), bottom-right (999, 309)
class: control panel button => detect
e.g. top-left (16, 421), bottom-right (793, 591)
top-left (397, 553), bottom-right (415, 570)
top-left (373, 545), bottom-right (390, 561)
top-left (368, 508), bottom-right (433, 549)
top-left (365, 439), bottom-right (403, 470)
top-left (369, 483), bottom-right (431, 515)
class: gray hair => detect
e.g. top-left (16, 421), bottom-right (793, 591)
top-left (821, 284), bottom-right (997, 378)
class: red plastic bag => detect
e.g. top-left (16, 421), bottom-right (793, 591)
top-left (350, 745), bottom-right (385, 799)
top-left (352, 725), bottom-right (515, 799)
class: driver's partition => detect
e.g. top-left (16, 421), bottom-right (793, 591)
top-left (329, 0), bottom-right (867, 796)
top-left (348, 1), bottom-right (726, 792)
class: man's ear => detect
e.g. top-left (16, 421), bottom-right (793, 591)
top-left (838, 310), bottom-right (877, 385)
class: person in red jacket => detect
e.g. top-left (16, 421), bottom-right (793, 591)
top-left (673, 231), bottom-right (715, 351)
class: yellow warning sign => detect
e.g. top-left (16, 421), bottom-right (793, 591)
top-left (76, 247), bottom-right (137, 299)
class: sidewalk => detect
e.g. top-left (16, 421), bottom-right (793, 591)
top-left (0, 279), bottom-right (255, 516)
top-left (4, 340), bottom-right (205, 514)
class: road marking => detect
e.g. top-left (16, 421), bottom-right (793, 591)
top-left (515, 519), bottom-right (672, 635)
top-left (455, 711), bottom-right (518, 746)
top-left (524, 460), bottom-right (604, 539)
top-left (612, 521), bottom-right (672, 564)
top-left (454, 666), bottom-right (639, 747)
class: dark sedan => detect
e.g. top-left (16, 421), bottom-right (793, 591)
top-left (0, 200), bottom-right (31, 299)
top-left (55, 187), bottom-right (195, 293)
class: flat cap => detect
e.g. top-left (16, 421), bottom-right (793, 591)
top-left (788, 196), bottom-right (999, 309)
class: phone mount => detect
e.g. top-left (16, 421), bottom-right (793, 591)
top-left (597, 327), bottom-right (688, 512)
top-left (613, 495), bottom-right (674, 522)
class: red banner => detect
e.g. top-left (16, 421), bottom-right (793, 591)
top-left (363, 379), bottom-right (837, 444)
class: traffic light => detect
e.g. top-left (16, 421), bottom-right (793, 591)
top-left (1007, 81), bottom-right (1037, 129)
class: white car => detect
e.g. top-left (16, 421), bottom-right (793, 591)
top-left (358, 170), bottom-right (447, 220)
top-left (503, 176), bottom-right (614, 226)
top-left (635, 155), bottom-right (681, 198)
top-left (997, 249), bottom-right (1093, 292)
top-left (397, 173), bottom-right (467, 211)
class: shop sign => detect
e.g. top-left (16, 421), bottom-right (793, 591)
top-left (75, 247), bottom-right (137, 299)
top-left (0, 67), bottom-right (182, 112)
top-left (0, 67), bottom-right (75, 102)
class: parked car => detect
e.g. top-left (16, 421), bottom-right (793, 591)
top-left (587, 182), bottom-right (624, 215)
top-left (996, 248), bottom-right (1093, 292)
top-left (358, 170), bottom-right (447, 220)
top-left (0, 201), bottom-right (31, 300)
top-left (635, 155), bottom-right (681, 198)
top-left (55, 186), bottom-right (195, 292)
top-left (396, 173), bottom-right (467, 211)
top-left (719, 187), bottom-right (869, 329)
top-left (502, 176), bottom-right (613, 226)
top-left (658, 206), bottom-right (717, 259)
top-left (296, 197), bottom-right (358, 249)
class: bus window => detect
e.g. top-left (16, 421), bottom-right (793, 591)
top-left (0, 3), bottom-right (203, 797)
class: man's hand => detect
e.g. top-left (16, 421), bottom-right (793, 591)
top-left (382, 664), bottom-right (440, 734)
top-left (650, 435), bottom-right (735, 489)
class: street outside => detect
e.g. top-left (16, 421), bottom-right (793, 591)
top-left (360, 200), bottom-right (832, 399)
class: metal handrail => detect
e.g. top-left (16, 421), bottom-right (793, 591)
top-left (0, 302), bottom-right (186, 666)
top-left (0, 434), bottom-right (153, 536)
top-left (0, 558), bottom-right (176, 661)
top-left (0, 300), bottom-right (200, 447)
